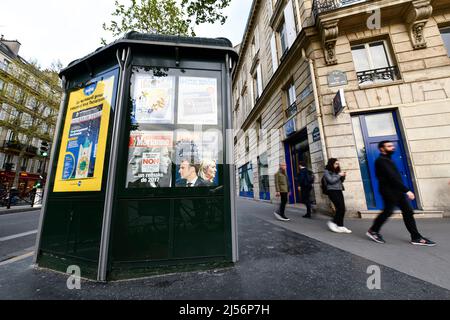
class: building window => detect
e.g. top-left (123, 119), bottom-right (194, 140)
top-left (245, 135), bottom-right (250, 153)
top-left (440, 27), bottom-right (450, 56)
top-left (278, 21), bottom-right (288, 56)
top-left (252, 64), bottom-right (263, 101)
top-left (251, 28), bottom-right (260, 58)
top-left (351, 40), bottom-right (400, 84)
top-left (0, 105), bottom-right (7, 121)
top-left (286, 83), bottom-right (297, 118)
top-left (239, 163), bottom-right (254, 198)
top-left (22, 113), bottom-right (33, 129)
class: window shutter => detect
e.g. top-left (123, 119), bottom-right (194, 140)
top-left (270, 33), bottom-right (279, 72)
top-left (256, 64), bottom-right (263, 98)
top-left (284, 0), bottom-right (297, 48)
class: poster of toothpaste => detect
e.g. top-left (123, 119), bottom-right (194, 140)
top-left (62, 105), bottom-right (102, 181)
top-left (177, 77), bottom-right (218, 125)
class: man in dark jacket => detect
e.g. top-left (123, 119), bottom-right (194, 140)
top-left (366, 141), bottom-right (436, 246)
top-left (297, 161), bottom-right (314, 218)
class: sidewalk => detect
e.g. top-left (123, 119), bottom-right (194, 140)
top-left (0, 205), bottom-right (41, 215)
top-left (241, 198), bottom-right (450, 291)
top-left (0, 199), bottom-right (449, 300)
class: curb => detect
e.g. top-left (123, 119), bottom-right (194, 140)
top-left (0, 207), bottom-right (41, 216)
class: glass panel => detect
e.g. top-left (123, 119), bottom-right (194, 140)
top-left (126, 67), bottom-right (222, 191)
top-left (351, 45), bottom-right (371, 72)
top-left (111, 200), bottom-right (170, 262)
top-left (369, 42), bottom-right (390, 69)
top-left (365, 113), bottom-right (397, 137)
top-left (288, 85), bottom-right (296, 105)
top-left (352, 117), bottom-right (376, 209)
top-left (173, 198), bottom-right (225, 258)
top-left (239, 163), bottom-right (254, 197)
top-left (441, 28), bottom-right (450, 57)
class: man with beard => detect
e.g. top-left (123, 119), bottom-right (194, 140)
top-left (366, 141), bottom-right (436, 246)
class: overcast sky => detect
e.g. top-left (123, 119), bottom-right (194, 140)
top-left (0, 0), bottom-right (252, 69)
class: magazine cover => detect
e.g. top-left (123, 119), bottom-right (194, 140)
top-left (126, 131), bottom-right (173, 188)
top-left (174, 131), bottom-right (220, 187)
top-left (177, 77), bottom-right (218, 125)
top-left (131, 69), bottom-right (175, 124)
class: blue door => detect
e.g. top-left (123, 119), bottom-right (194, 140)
top-left (357, 112), bottom-right (417, 210)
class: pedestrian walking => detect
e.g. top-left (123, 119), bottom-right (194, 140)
top-left (323, 158), bottom-right (352, 234)
top-left (366, 141), bottom-right (436, 246)
top-left (274, 163), bottom-right (290, 222)
top-left (297, 161), bottom-right (314, 219)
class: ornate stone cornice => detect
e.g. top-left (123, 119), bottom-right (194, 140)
top-left (320, 19), bottom-right (339, 65)
top-left (405, 0), bottom-right (433, 49)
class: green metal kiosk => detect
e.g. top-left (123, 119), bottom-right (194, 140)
top-left (34, 33), bottom-right (239, 281)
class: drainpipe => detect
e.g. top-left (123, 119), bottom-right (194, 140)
top-left (307, 54), bottom-right (328, 164)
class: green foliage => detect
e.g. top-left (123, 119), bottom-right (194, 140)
top-left (102, 0), bottom-right (231, 43)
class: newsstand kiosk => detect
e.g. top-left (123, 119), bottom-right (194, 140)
top-left (34, 33), bottom-right (239, 281)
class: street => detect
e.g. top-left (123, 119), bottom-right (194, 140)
top-left (0, 200), bottom-right (449, 300)
top-left (0, 210), bottom-right (39, 264)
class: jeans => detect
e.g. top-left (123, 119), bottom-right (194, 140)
top-left (278, 193), bottom-right (288, 217)
top-left (328, 190), bottom-right (346, 227)
top-left (371, 195), bottom-right (422, 241)
top-left (301, 187), bottom-right (312, 216)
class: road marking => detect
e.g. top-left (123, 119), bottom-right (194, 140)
top-left (0, 252), bottom-right (34, 267)
top-left (0, 230), bottom-right (38, 242)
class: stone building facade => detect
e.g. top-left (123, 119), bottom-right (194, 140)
top-left (233, 0), bottom-right (450, 217)
top-left (0, 37), bottom-right (62, 194)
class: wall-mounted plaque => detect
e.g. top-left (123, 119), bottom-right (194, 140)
top-left (328, 71), bottom-right (348, 87)
top-left (312, 127), bottom-right (321, 142)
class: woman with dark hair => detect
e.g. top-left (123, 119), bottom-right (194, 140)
top-left (324, 158), bottom-right (351, 234)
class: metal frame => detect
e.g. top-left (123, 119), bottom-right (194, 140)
top-left (97, 47), bottom-right (131, 282)
top-left (226, 54), bottom-right (239, 263)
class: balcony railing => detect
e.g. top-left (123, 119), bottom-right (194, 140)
top-left (313, 0), bottom-right (368, 18)
top-left (356, 66), bottom-right (401, 84)
top-left (286, 102), bottom-right (298, 118)
top-left (1, 140), bottom-right (38, 155)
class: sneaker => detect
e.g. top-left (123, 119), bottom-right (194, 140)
top-left (366, 230), bottom-right (386, 244)
top-left (339, 227), bottom-right (353, 234)
top-left (274, 212), bottom-right (290, 222)
top-left (411, 237), bottom-right (436, 247)
top-left (303, 214), bottom-right (312, 219)
top-left (327, 221), bottom-right (343, 233)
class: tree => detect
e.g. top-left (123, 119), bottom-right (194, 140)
top-left (102, 0), bottom-right (231, 43)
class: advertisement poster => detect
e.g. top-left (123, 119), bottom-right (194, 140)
top-left (131, 70), bottom-right (175, 124)
top-left (53, 76), bottom-right (115, 192)
top-left (175, 131), bottom-right (219, 187)
top-left (178, 77), bottom-right (218, 125)
top-left (126, 131), bottom-right (173, 188)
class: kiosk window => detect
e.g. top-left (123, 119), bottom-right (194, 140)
top-left (126, 67), bottom-right (222, 189)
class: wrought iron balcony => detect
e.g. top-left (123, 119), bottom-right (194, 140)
top-left (313, 0), bottom-right (368, 18)
top-left (286, 102), bottom-right (298, 118)
top-left (1, 140), bottom-right (38, 156)
top-left (356, 66), bottom-right (401, 84)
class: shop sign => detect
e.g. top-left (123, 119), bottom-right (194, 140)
top-left (333, 88), bottom-right (347, 117)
